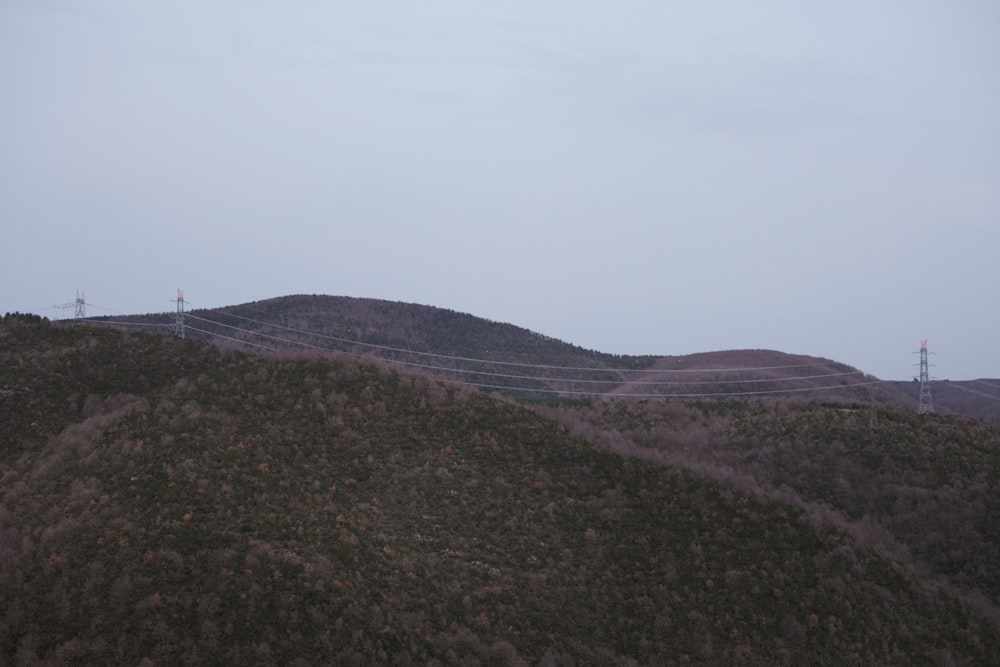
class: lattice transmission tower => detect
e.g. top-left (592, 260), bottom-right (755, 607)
top-left (173, 289), bottom-right (185, 339)
top-left (916, 339), bottom-right (933, 414)
top-left (54, 290), bottom-right (86, 324)
top-left (74, 291), bottom-right (86, 322)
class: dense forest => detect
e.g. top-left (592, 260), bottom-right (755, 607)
top-left (535, 397), bottom-right (1000, 613)
top-left (2, 315), bottom-right (999, 664)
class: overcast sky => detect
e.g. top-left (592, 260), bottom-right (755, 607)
top-left (2, 1), bottom-right (998, 380)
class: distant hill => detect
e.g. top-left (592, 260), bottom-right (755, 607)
top-left (83, 294), bottom-right (998, 421)
top-left (214, 294), bottom-right (649, 364)
top-left (3, 315), bottom-right (999, 664)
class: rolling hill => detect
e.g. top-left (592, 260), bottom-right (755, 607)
top-left (2, 314), bottom-right (999, 664)
top-left (86, 293), bottom-right (1000, 421)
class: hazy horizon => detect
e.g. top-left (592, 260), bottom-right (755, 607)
top-left (2, 1), bottom-right (998, 381)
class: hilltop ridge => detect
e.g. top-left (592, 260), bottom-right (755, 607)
top-left (80, 294), bottom-right (998, 420)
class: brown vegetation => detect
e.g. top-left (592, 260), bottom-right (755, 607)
top-left (2, 314), bottom-right (999, 664)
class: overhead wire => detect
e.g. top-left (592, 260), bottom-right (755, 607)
top-left (184, 325), bottom-right (276, 351)
top-left (82, 318), bottom-right (171, 329)
top-left (53, 299), bottom-right (1000, 403)
top-left (182, 310), bottom-right (881, 398)
top-left (188, 313), bottom-right (605, 381)
top-left (969, 380), bottom-right (1000, 396)
top-left (468, 378), bottom-right (884, 398)
top-left (206, 309), bottom-right (849, 375)
top-left (937, 381), bottom-right (1000, 402)
top-left (195, 312), bottom-right (872, 386)
top-left (188, 313), bottom-right (859, 386)
top-left (84, 303), bottom-right (131, 316)
top-left (185, 313), bottom-right (330, 352)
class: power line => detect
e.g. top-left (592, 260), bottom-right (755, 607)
top-left (61, 296), bottom-right (892, 400)
top-left (467, 379), bottom-right (884, 399)
top-left (83, 319), bottom-right (172, 329)
top-left (57, 298), bottom-right (1000, 406)
top-left (84, 302), bottom-right (131, 316)
top-left (185, 313), bottom-right (336, 352)
top-left (969, 380), bottom-right (1000, 396)
top-left (610, 370), bottom-right (866, 387)
top-left (184, 325), bottom-right (276, 351)
top-left (188, 313), bottom-right (866, 386)
top-left (940, 381), bottom-right (1000, 402)
top-left (206, 309), bottom-right (848, 375)
top-left (184, 310), bottom-right (880, 398)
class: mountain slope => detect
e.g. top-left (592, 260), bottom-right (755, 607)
top-left (536, 395), bottom-right (1000, 614)
top-left (81, 294), bottom-right (1000, 420)
top-left (2, 317), bottom-right (999, 664)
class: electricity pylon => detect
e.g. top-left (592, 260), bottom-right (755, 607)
top-left (53, 291), bottom-right (86, 324)
top-left (916, 340), bottom-right (933, 414)
top-left (173, 289), bottom-right (185, 339)
top-left (74, 291), bottom-right (86, 321)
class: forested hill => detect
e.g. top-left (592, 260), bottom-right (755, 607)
top-left (104, 295), bottom-right (879, 399)
top-left (83, 293), bottom-right (998, 420)
top-left (2, 316), bottom-right (999, 664)
top-left (195, 294), bottom-right (658, 369)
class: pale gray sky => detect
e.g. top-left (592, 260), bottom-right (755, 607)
top-left (2, 1), bottom-right (998, 380)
